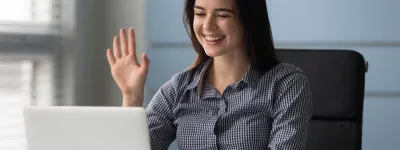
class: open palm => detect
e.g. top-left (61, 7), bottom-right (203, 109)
top-left (106, 28), bottom-right (150, 103)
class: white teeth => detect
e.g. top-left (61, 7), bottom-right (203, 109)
top-left (205, 36), bottom-right (224, 41)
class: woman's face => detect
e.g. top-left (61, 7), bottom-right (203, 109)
top-left (193, 0), bottom-right (244, 57)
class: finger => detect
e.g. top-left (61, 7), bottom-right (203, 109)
top-left (128, 27), bottom-right (139, 64)
top-left (120, 28), bottom-right (129, 56)
top-left (106, 49), bottom-right (116, 66)
top-left (113, 36), bottom-right (121, 59)
top-left (141, 52), bottom-right (150, 73)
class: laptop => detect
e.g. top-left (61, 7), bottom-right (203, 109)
top-left (23, 106), bottom-right (151, 150)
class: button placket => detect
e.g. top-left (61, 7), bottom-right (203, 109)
top-left (218, 97), bottom-right (227, 115)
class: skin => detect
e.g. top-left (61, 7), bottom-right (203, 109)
top-left (107, 0), bottom-right (249, 106)
top-left (106, 28), bottom-right (150, 107)
top-left (193, 0), bottom-right (249, 94)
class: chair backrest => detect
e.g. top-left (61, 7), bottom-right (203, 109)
top-left (275, 49), bottom-right (367, 150)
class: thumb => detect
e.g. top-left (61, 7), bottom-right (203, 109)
top-left (141, 52), bottom-right (150, 71)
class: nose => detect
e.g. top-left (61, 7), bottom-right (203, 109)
top-left (203, 15), bottom-right (217, 31)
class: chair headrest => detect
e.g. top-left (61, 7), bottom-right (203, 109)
top-left (275, 49), bottom-right (366, 121)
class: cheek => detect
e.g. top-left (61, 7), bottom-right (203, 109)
top-left (193, 20), bottom-right (201, 35)
top-left (220, 22), bottom-right (244, 47)
top-left (223, 23), bottom-right (242, 40)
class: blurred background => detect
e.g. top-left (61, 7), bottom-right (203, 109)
top-left (0, 0), bottom-right (399, 150)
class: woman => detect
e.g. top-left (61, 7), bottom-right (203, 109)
top-left (106, 0), bottom-right (313, 149)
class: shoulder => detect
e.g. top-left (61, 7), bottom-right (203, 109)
top-left (264, 63), bottom-right (311, 101)
top-left (158, 65), bottom-right (202, 94)
top-left (261, 62), bottom-right (308, 84)
top-left (147, 68), bottom-right (199, 112)
top-left (256, 63), bottom-right (310, 97)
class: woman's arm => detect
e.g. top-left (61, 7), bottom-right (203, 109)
top-left (268, 72), bottom-right (313, 150)
top-left (146, 76), bottom-right (180, 150)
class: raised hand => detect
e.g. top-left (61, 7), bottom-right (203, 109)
top-left (106, 27), bottom-right (150, 107)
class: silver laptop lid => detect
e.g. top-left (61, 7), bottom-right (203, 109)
top-left (23, 106), bottom-right (151, 150)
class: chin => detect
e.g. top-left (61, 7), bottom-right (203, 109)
top-left (203, 48), bottom-right (226, 57)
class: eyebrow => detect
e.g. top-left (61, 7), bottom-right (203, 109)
top-left (194, 5), bottom-right (234, 13)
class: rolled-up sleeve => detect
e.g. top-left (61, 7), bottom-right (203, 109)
top-left (268, 72), bottom-right (313, 150)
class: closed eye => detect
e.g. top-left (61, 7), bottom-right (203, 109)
top-left (195, 13), bottom-right (206, 16)
top-left (217, 15), bottom-right (230, 18)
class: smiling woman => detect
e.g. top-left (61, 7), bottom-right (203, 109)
top-left (106, 0), bottom-right (313, 149)
top-left (185, 0), bottom-right (279, 73)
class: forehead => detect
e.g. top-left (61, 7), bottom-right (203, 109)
top-left (194, 0), bottom-right (235, 9)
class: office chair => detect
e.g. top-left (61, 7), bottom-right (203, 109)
top-left (275, 49), bottom-right (368, 150)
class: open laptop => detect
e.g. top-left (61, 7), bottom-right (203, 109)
top-left (23, 106), bottom-right (151, 150)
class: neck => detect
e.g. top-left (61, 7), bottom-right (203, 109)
top-left (207, 51), bottom-right (250, 84)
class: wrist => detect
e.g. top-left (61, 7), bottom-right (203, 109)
top-left (122, 93), bottom-right (143, 107)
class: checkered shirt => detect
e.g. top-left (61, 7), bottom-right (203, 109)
top-left (146, 58), bottom-right (313, 150)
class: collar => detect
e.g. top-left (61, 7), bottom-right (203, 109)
top-left (185, 58), bottom-right (264, 93)
top-left (185, 58), bottom-right (213, 91)
top-left (242, 64), bottom-right (263, 89)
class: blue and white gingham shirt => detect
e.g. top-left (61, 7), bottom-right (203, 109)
top-left (146, 58), bottom-right (313, 150)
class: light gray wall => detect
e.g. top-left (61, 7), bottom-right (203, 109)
top-left (73, 0), bottom-right (107, 106)
top-left (103, 0), bottom-right (147, 106)
top-left (65, 0), bottom-right (147, 106)
top-left (145, 0), bottom-right (400, 150)
top-left (59, 0), bottom-right (77, 106)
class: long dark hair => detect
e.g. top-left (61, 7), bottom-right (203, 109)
top-left (184, 0), bottom-right (280, 72)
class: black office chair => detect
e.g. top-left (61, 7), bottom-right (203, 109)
top-left (275, 49), bottom-right (368, 150)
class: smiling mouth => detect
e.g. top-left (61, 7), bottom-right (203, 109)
top-left (204, 35), bottom-right (226, 42)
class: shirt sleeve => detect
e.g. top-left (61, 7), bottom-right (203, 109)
top-left (268, 72), bottom-right (313, 150)
top-left (146, 78), bottom-right (178, 150)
